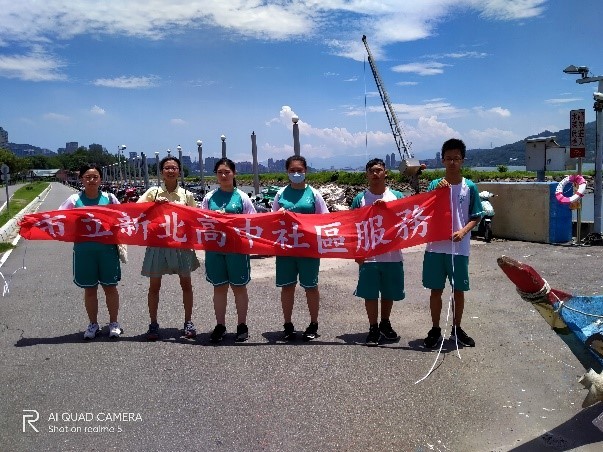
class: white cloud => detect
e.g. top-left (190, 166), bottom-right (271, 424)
top-left (474, 106), bottom-right (511, 117)
top-left (0, 47), bottom-right (66, 81)
top-left (93, 76), bottom-right (158, 89)
top-left (426, 51), bottom-right (488, 59)
top-left (0, 1), bottom-right (549, 63)
top-left (170, 118), bottom-right (187, 125)
top-left (396, 81), bottom-right (418, 86)
top-left (467, 127), bottom-right (518, 147)
top-left (545, 98), bottom-right (582, 105)
top-left (343, 76), bottom-right (358, 82)
top-left (473, 0), bottom-right (547, 20)
top-left (488, 107), bottom-right (511, 117)
top-left (392, 62), bottom-right (450, 76)
top-left (90, 105), bottom-right (106, 115)
top-left (43, 112), bottom-right (70, 122)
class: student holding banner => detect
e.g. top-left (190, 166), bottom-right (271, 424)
top-left (201, 158), bottom-right (257, 343)
top-left (272, 155), bottom-right (329, 341)
top-left (58, 163), bottom-right (123, 340)
top-left (351, 158), bottom-right (405, 346)
top-left (422, 138), bottom-right (482, 349)
top-left (137, 156), bottom-right (200, 341)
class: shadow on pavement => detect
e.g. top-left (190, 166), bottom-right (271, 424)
top-left (508, 404), bottom-right (603, 451)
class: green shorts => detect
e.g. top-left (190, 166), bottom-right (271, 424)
top-left (205, 252), bottom-right (251, 286)
top-left (422, 252), bottom-right (470, 291)
top-left (275, 256), bottom-right (320, 289)
top-left (73, 242), bottom-right (121, 288)
top-left (354, 261), bottom-right (405, 301)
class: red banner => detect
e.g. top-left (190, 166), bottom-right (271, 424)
top-left (18, 189), bottom-right (452, 259)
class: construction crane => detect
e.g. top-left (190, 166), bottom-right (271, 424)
top-left (362, 35), bottom-right (424, 193)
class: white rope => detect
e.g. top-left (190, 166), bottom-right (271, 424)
top-left (415, 185), bottom-right (461, 384)
top-left (549, 290), bottom-right (603, 319)
top-left (415, 295), bottom-right (453, 384)
top-left (0, 242), bottom-right (27, 297)
top-left (516, 278), bottom-right (551, 303)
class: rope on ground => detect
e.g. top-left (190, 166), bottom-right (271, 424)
top-left (415, 295), bottom-right (453, 385)
top-left (0, 241), bottom-right (28, 297)
top-left (582, 232), bottom-right (603, 246)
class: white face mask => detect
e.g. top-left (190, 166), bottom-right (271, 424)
top-left (288, 172), bottom-right (306, 184)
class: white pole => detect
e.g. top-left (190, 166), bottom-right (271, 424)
top-left (595, 79), bottom-right (603, 233)
top-left (197, 140), bottom-right (204, 193)
top-left (251, 131), bottom-right (259, 195)
top-left (292, 116), bottom-right (300, 156)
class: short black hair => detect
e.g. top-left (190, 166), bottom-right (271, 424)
top-left (285, 155), bottom-right (307, 170)
top-left (365, 158), bottom-right (386, 171)
top-left (159, 156), bottom-right (181, 171)
top-left (441, 138), bottom-right (466, 159)
top-left (213, 158), bottom-right (236, 173)
top-left (79, 163), bottom-right (101, 177)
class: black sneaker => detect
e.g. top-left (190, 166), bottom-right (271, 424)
top-left (379, 319), bottom-right (399, 340)
top-left (302, 322), bottom-right (319, 341)
top-left (450, 326), bottom-right (475, 347)
top-left (210, 324), bottom-right (227, 343)
top-left (235, 323), bottom-right (249, 342)
top-left (146, 322), bottom-right (160, 341)
top-left (182, 320), bottom-right (197, 339)
top-left (423, 327), bottom-right (442, 348)
top-left (365, 324), bottom-right (381, 346)
top-left (283, 322), bottom-right (296, 341)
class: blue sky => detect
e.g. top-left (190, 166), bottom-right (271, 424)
top-left (0, 0), bottom-right (601, 169)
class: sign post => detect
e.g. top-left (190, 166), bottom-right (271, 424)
top-left (570, 109), bottom-right (586, 243)
top-left (1, 164), bottom-right (10, 215)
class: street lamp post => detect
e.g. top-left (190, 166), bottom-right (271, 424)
top-left (197, 140), bottom-right (204, 193)
top-left (142, 153), bottom-right (149, 189)
top-left (292, 115), bottom-right (300, 156)
top-left (251, 131), bottom-right (260, 195)
top-left (221, 135), bottom-right (226, 158)
top-left (117, 144), bottom-right (126, 185)
top-left (155, 151), bottom-right (160, 186)
top-left (177, 145), bottom-right (185, 186)
top-left (564, 65), bottom-right (603, 234)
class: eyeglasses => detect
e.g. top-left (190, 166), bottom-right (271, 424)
top-left (162, 166), bottom-right (179, 171)
top-left (443, 157), bottom-right (463, 163)
top-left (83, 175), bottom-right (99, 181)
top-left (216, 171), bottom-right (233, 176)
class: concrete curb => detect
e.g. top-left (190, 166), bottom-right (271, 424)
top-left (0, 184), bottom-right (53, 243)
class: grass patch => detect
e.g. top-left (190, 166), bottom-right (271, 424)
top-left (0, 242), bottom-right (15, 252)
top-left (0, 182), bottom-right (49, 229)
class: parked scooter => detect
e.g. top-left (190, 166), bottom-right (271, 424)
top-left (473, 190), bottom-right (495, 242)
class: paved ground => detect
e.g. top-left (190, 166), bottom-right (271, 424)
top-left (1, 182), bottom-right (602, 451)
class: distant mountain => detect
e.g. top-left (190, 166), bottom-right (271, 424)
top-left (5, 142), bottom-right (55, 156)
top-left (459, 121), bottom-right (596, 167)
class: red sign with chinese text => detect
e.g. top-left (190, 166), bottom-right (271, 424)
top-left (570, 109), bottom-right (586, 158)
top-left (18, 189), bottom-right (453, 259)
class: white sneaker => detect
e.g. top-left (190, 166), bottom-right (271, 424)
top-left (108, 322), bottom-right (123, 338)
top-left (83, 323), bottom-right (100, 340)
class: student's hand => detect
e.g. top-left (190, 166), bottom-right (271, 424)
top-left (278, 207), bottom-right (286, 212)
top-left (155, 196), bottom-right (169, 203)
top-left (452, 230), bottom-right (466, 242)
top-left (436, 179), bottom-right (450, 189)
top-left (355, 258), bottom-right (365, 265)
top-left (372, 199), bottom-right (386, 206)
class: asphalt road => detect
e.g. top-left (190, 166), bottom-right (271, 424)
top-left (1, 182), bottom-right (602, 451)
